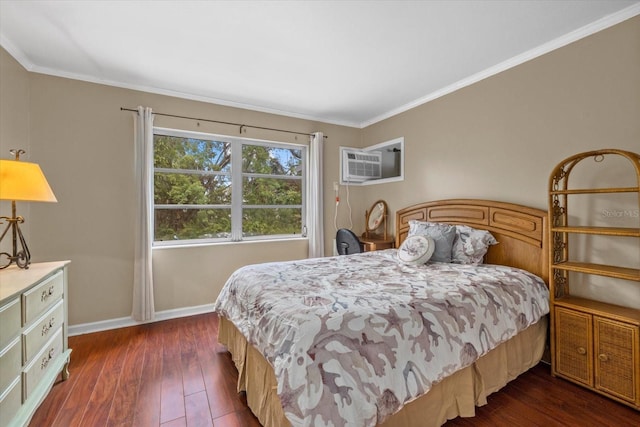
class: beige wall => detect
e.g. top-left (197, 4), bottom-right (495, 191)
top-left (0, 48), bottom-right (30, 156)
top-left (2, 57), bottom-right (360, 325)
top-left (361, 15), bottom-right (640, 308)
top-left (0, 47), bottom-right (32, 253)
top-left (1, 15), bottom-right (638, 326)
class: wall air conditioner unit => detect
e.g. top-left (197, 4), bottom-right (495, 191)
top-left (341, 148), bottom-right (382, 183)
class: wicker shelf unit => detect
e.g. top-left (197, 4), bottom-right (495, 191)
top-left (548, 149), bottom-right (640, 411)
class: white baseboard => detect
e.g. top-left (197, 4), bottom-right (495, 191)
top-left (67, 303), bottom-right (216, 336)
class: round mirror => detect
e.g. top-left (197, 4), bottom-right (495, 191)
top-left (366, 200), bottom-right (387, 232)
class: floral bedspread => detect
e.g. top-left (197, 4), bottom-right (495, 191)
top-left (214, 250), bottom-right (549, 427)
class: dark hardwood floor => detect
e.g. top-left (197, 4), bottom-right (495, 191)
top-left (30, 312), bottom-right (640, 427)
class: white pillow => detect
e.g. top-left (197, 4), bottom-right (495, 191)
top-left (397, 235), bottom-right (435, 265)
top-left (451, 225), bottom-right (498, 265)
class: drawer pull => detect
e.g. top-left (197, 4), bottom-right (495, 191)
top-left (41, 348), bottom-right (55, 370)
top-left (598, 353), bottom-right (609, 362)
top-left (41, 316), bottom-right (55, 336)
top-left (576, 347), bottom-right (587, 355)
top-left (41, 286), bottom-right (55, 302)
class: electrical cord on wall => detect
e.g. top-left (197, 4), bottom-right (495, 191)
top-left (333, 181), bottom-right (353, 231)
top-left (334, 182), bottom-right (340, 231)
top-left (345, 180), bottom-right (353, 229)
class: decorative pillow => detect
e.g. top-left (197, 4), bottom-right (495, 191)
top-left (451, 225), bottom-right (498, 265)
top-left (408, 220), bottom-right (456, 263)
top-left (397, 235), bottom-right (435, 265)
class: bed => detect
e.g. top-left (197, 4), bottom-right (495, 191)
top-left (214, 199), bottom-right (550, 427)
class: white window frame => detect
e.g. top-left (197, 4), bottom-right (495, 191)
top-left (153, 127), bottom-right (307, 246)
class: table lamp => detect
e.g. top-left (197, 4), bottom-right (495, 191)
top-left (0, 149), bottom-right (57, 269)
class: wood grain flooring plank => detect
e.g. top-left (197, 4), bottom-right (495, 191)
top-left (180, 318), bottom-right (206, 397)
top-left (479, 392), bottom-right (563, 427)
top-left (445, 363), bottom-right (640, 426)
top-left (232, 407), bottom-right (263, 427)
top-left (132, 323), bottom-right (164, 427)
top-left (159, 417), bottom-right (187, 427)
top-left (160, 322), bottom-right (186, 424)
top-left (29, 332), bottom-right (94, 425)
top-left (51, 329), bottom-right (121, 427)
top-left (106, 325), bottom-right (148, 427)
top-left (185, 390), bottom-right (214, 427)
top-left (194, 316), bottom-right (244, 420)
top-left (512, 365), bottom-right (640, 427)
top-left (80, 326), bottom-right (135, 426)
top-left (212, 407), bottom-right (261, 427)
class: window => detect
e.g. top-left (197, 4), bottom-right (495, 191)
top-left (153, 128), bottom-right (306, 245)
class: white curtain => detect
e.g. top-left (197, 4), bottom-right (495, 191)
top-left (132, 106), bottom-right (155, 321)
top-left (308, 132), bottom-right (324, 258)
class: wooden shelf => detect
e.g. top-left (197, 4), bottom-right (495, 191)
top-left (550, 187), bottom-right (639, 195)
top-left (552, 261), bottom-right (640, 282)
top-left (550, 226), bottom-right (640, 237)
top-left (548, 149), bottom-right (640, 411)
top-left (554, 296), bottom-right (640, 325)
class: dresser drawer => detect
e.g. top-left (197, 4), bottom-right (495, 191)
top-left (0, 299), bottom-right (21, 349)
top-left (23, 328), bottom-right (63, 401)
top-left (0, 376), bottom-right (21, 427)
top-left (22, 270), bottom-right (63, 326)
top-left (0, 337), bottom-right (21, 395)
top-left (23, 300), bottom-right (64, 364)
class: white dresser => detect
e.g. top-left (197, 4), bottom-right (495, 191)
top-left (0, 261), bottom-right (71, 427)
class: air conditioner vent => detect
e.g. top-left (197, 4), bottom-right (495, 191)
top-left (342, 149), bottom-right (382, 182)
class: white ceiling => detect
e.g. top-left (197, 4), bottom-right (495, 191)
top-left (1, 1), bottom-right (639, 128)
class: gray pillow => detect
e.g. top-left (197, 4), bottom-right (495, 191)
top-left (408, 220), bottom-right (456, 263)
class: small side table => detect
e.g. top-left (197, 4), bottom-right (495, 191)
top-left (360, 235), bottom-right (394, 252)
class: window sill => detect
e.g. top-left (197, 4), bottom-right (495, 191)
top-left (152, 236), bottom-right (307, 250)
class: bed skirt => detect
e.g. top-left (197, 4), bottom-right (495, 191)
top-left (218, 315), bottom-right (548, 427)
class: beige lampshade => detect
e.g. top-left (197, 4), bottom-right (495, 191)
top-left (0, 159), bottom-right (57, 202)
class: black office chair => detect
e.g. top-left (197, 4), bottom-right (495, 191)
top-left (336, 229), bottom-right (363, 255)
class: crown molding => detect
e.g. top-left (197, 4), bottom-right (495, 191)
top-left (22, 63), bottom-right (361, 129)
top-left (3, 3), bottom-right (638, 130)
top-left (359, 3), bottom-right (640, 128)
top-left (0, 33), bottom-right (34, 71)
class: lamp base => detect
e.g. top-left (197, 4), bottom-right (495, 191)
top-left (0, 215), bottom-right (31, 269)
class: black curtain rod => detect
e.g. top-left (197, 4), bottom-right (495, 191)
top-left (120, 107), bottom-right (327, 139)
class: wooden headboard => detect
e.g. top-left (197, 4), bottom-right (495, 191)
top-left (396, 199), bottom-right (549, 283)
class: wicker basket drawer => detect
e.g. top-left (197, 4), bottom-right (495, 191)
top-left (23, 300), bottom-right (64, 364)
top-left (0, 376), bottom-right (21, 427)
top-left (0, 299), bottom-right (20, 350)
top-left (23, 327), bottom-right (63, 401)
top-left (555, 307), bottom-right (593, 386)
top-left (594, 316), bottom-right (639, 404)
top-left (0, 337), bottom-right (21, 396)
top-left (22, 270), bottom-right (63, 326)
